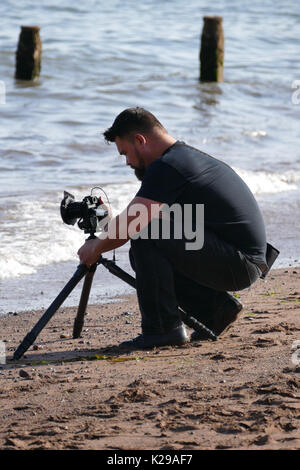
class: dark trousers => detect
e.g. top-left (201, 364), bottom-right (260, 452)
top-left (129, 227), bottom-right (261, 335)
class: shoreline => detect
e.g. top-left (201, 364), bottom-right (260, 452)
top-left (1, 257), bottom-right (299, 317)
top-left (0, 251), bottom-right (135, 316)
top-left (0, 267), bottom-right (299, 450)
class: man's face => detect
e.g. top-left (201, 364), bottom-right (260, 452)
top-left (115, 136), bottom-right (146, 181)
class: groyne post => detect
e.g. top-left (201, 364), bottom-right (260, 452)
top-left (15, 26), bottom-right (41, 80)
top-left (200, 16), bottom-right (224, 82)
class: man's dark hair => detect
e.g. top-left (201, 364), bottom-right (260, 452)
top-left (103, 107), bottom-right (165, 142)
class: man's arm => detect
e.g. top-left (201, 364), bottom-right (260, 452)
top-left (77, 196), bottom-right (164, 266)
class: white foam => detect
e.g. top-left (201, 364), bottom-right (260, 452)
top-left (0, 172), bottom-right (298, 280)
top-left (242, 129), bottom-right (267, 138)
top-left (0, 183), bottom-right (140, 280)
top-left (234, 168), bottom-right (299, 194)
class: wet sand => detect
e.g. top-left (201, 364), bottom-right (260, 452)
top-left (0, 268), bottom-right (299, 450)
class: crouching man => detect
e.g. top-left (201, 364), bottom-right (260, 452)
top-left (78, 107), bottom-right (274, 349)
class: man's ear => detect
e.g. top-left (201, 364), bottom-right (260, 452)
top-left (134, 134), bottom-right (147, 147)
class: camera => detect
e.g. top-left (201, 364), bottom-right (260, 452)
top-left (60, 190), bottom-right (109, 235)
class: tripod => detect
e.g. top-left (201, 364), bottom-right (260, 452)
top-left (13, 250), bottom-right (217, 360)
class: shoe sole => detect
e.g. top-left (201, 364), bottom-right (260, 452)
top-left (119, 329), bottom-right (189, 350)
top-left (119, 339), bottom-right (188, 350)
top-left (190, 300), bottom-right (244, 342)
top-left (217, 303), bottom-right (243, 337)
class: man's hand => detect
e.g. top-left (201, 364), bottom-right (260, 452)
top-left (77, 237), bottom-right (102, 267)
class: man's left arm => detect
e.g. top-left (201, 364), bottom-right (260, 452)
top-left (77, 196), bottom-right (164, 266)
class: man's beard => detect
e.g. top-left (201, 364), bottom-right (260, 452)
top-left (130, 149), bottom-right (146, 181)
top-left (133, 166), bottom-right (146, 181)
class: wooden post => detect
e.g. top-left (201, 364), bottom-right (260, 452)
top-left (15, 26), bottom-right (41, 80)
top-left (200, 16), bottom-right (224, 82)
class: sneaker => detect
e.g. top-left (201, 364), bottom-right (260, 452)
top-left (190, 293), bottom-right (243, 341)
top-left (119, 324), bottom-right (188, 350)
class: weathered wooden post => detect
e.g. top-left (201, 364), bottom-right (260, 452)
top-left (15, 26), bottom-right (41, 81)
top-left (200, 16), bottom-right (224, 82)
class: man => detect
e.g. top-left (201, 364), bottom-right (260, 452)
top-left (78, 107), bottom-right (269, 349)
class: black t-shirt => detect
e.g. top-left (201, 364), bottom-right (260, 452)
top-left (136, 141), bottom-right (267, 264)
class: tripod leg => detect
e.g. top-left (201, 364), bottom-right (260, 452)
top-left (13, 264), bottom-right (88, 360)
top-left (179, 309), bottom-right (217, 341)
top-left (73, 264), bottom-right (97, 338)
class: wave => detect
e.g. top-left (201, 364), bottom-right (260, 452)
top-left (234, 168), bottom-right (299, 194)
top-left (0, 171), bottom-right (298, 280)
top-left (0, 184), bottom-right (138, 280)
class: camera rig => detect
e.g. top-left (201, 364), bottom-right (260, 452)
top-left (13, 189), bottom-right (218, 360)
top-left (60, 190), bottom-right (109, 235)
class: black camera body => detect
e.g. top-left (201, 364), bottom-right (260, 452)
top-left (60, 191), bottom-right (109, 235)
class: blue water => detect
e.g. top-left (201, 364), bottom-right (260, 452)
top-left (0, 0), bottom-right (299, 313)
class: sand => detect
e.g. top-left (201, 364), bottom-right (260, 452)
top-left (0, 267), bottom-right (299, 451)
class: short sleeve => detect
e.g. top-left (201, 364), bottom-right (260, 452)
top-left (135, 160), bottom-right (187, 205)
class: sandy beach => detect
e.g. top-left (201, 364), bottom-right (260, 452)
top-left (0, 267), bottom-right (299, 451)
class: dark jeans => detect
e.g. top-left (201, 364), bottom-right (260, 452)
top-left (129, 228), bottom-right (261, 335)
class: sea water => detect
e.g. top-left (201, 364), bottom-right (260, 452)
top-left (0, 0), bottom-right (299, 313)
